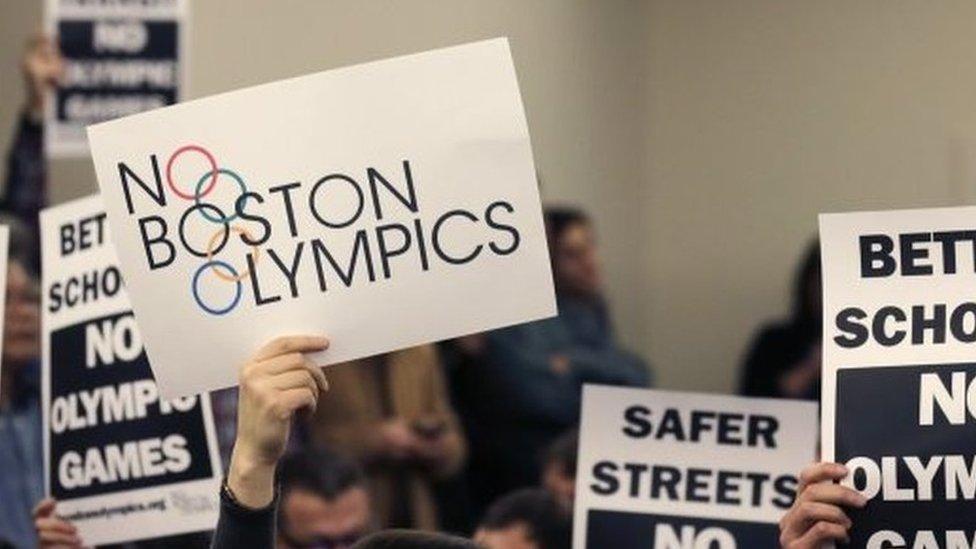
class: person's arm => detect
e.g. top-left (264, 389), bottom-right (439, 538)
top-left (3, 35), bottom-right (62, 237)
top-left (412, 346), bottom-right (467, 478)
top-left (564, 345), bottom-right (652, 387)
top-left (778, 462), bottom-right (867, 548)
top-left (211, 335), bottom-right (330, 549)
top-left (485, 324), bottom-right (594, 426)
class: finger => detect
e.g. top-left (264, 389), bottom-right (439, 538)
top-left (302, 359), bottom-right (329, 394)
top-left (36, 517), bottom-right (77, 535)
top-left (254, 336), bottom-right (329, 361)
top-left (33, 497), bottom-right (56, 518)
top-left (798, 462), bottom-right (848, 491)
top-left (792, 501), bottom-right (852, 530)
top-left (38, 528), bottom-right (82, 546)
top-left (278, 387), bottom-right (317, 416)
top-left (802, 483), bottom-right (868, 508)
top-left (259, 352), bottom-right (310, 375)
top-left (270, 370), bottom-right (318, 400)
top-left (788, 520), bottom-right (849, 547)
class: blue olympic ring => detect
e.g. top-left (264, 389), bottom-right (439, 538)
top-left (192, 260), bottom-right (243, 316)
top-left (194, 168), bottom-right (248, 224)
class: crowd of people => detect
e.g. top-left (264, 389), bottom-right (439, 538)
top-left (0, 35), bottom-right (857, 549)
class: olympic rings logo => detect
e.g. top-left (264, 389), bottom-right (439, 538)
top-left (167, 144), bottom-right (256, 316)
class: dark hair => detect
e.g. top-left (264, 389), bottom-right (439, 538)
top-left (542, 428), bottom-right (578, 478)
top-left (544, 206), bottom-right (590, 252)
top-left (278, 448), bottom-right (365, 503)
top-left (478, 489), bottom-right (571, 549)
top-left (792, 239), bottom-right (822, 332)
top-left (351, 530), bottom-right (478, 549)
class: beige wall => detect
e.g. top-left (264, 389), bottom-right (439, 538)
top-left (6, 1), bottom-right (976, 393)
top-left (644, 0), bottom-right (976, 392)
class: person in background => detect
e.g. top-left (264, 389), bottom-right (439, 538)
top-left (473, 489), bottom-right (571, 549)
top-left (539, 430), bottom-right (577, 512)
top-left (0, 218), bottom-right (43, 549)
top-left (778, 462), bottom-right (866, 548)
top-left (3, 34), bottom-right (61, 273)
top-left (276, 449), bottom-right (375, 549)
top-left (306, 345), bottom-right (466, 531)
top-left (0, 37), bottom-right (60, 547)
top-left (449, 206), bottom-right (650, 515)
top-left (739, 241), bottom-right (822, 400)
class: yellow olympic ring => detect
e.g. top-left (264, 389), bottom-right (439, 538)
top-left (205, 226), bottom-right (260, 282)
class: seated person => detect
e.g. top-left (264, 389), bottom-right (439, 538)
top-left (474, 489), bottom-right (571, 549)
top-left (540, 429), bottom-right (577, 512)
top-left (457, 207), bottom-right (651, 511)
top-left (740, 241), bottom-right (822, 400)
top-left (778, 462), bottom-right (866, 548)
top-left (306, 345), bottom-right (466, 531)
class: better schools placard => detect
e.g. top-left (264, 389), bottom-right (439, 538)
top-left (41, 196), bottom-right (221, 546)
top-left (821, 207), bottom-right (976, 548)
top-left (44, 0), bottom-right (188, 157)
top-left (87, 38), bottom-right (555, 398)
top-left (574, 385), bottom-right (817, 549)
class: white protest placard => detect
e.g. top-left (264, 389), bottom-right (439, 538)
top-left (45, 0), bottom-right (189, 157)
top-left (87, 38), bottom-right (555, 398)
top-left (41, 196), bottom-right (222, 546)
top-left (820, 206), bottom-right (976, 548)
top-left (574, 385), bottom-right (817, 549)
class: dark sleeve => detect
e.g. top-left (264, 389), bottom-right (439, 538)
top-left (209, 485), bottom-right (276, 549)
top-left (2, 113), bottom-right (46, 271)
top-left (739, 327), bottom-right (785, 398)
top-left (565, 346), bottom-right (652, 388)
top-left (486, 325), bottom-right (590, 425)
top-left (2, 113), bottom-right (46, 220)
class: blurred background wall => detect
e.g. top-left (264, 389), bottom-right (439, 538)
top-left (2, 0), bottom-right (975, 393)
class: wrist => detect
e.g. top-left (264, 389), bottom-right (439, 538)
top-left (227, 447), bottom-right (277, 509)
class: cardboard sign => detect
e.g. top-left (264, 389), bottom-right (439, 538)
top-left (820, 206), bottom-right (976, 548)
top-left (45, 0), bottom-right (188, 157)
top-left (574, 385), bottom-right (817, 549)
top-left (87, 38), bottom-right (555, 398)
top-left (41, 196), bottom-right (221, 546)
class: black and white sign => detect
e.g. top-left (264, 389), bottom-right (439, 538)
top-left (86, 38), bottom-right (554, 398)
top-left (44, 0), bottom-right (188, 157)
top-left (41, 196), bottom-right (221, 546)
top-left (821, 207), bottom-right (976, 548)
top-left (573, 385), bottom-right (817, 549)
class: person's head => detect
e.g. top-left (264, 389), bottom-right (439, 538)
top-left (544, 207), bottom-right (600, 299)
top-left (474, 489), bottom-right (571, 549)
top-left (277, 449), bottom-right (373, 549)
top-left (0, 215), bottom-right (39, 390)
top-left (351, 530), bottom-right (477, 549)
top-left (792, 240), bottom-right (822, 331)
top-left (540, 430), bottom-right (578, 511)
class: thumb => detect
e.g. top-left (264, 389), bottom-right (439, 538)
top-left (32, 497), bottom-right (56, 519)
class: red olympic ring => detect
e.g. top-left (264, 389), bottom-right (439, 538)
top-left (167, 144), bottom-right (218, 200)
